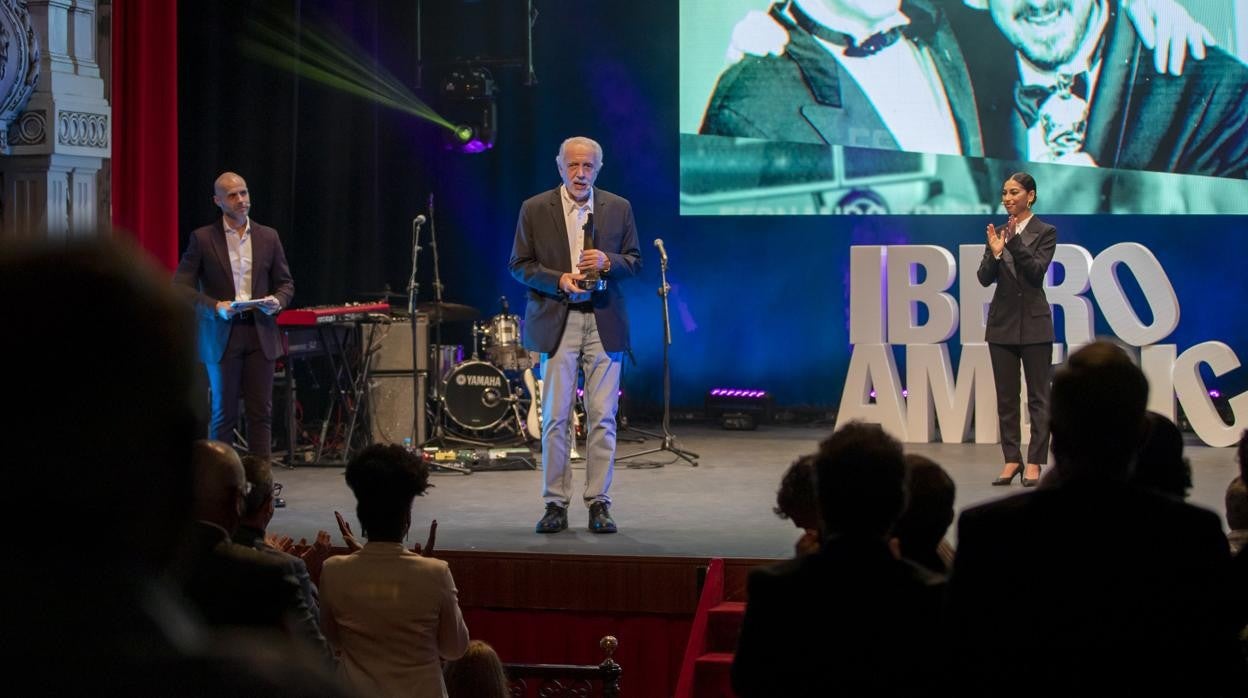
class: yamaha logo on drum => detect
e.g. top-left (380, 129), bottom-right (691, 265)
top-left (457, 373), bottom-right (503, 388)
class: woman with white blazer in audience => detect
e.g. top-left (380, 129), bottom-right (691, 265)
top-left (321, 444), bottom-right (470, 698)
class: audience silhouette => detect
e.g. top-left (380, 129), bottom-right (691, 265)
top-left (1131, 411), bottom-right (1193, 499)
top-left (894, 454), bottom-right (957, 575)
top-left (773, 454), bottom-right (821, 556)
top-left (951, 341), bottom-right (1246, 695)
top-left (4, 240), bottom-right (343, 695)
top-left (733, 422), bottom-right (946, 697)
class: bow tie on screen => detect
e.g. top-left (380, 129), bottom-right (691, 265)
top-left (1014, 72), bottom-right (1089, 129)
top-left (789, 2), bottom-right (936, 58)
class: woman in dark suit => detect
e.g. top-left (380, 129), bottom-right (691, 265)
top-left (977, 172), bottom-right (1056, 487)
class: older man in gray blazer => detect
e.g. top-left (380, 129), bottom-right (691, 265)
top-left (509, 137), bottom-right (642, 534)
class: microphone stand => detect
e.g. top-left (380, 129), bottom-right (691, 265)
top-left (407, 216), bottom-right (426, 447)
top-left (617, 242), bottom-right (699, 467)
top-left (410, 202), bottom-right (469, 473)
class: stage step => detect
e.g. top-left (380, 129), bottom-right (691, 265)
top-left (706, 601), bottom-right (746, 652)
top-left (693, 652), bottom-right (735, 698)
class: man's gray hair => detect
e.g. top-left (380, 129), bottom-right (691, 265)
top-left (556, 136), bottom-right (603, 167)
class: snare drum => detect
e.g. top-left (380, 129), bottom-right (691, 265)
top-left (442, 360), bottom-right (512, 431)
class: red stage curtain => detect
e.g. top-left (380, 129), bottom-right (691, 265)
top-left (463, 608), bottom-right (692, 698)
top-left (111, 0), bottom-right (179, 268)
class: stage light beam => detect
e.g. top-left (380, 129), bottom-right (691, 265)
top-left (240, 12), bottom-right (459, 135)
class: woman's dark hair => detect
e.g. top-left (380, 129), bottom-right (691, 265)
top-left (1008, 171), bottom-right (1037, 205)
top-left (344, 444), bottom-right (430, 541)
top-left (444, 640), bottom-right (510, 698)
top-left (774, 455), bottom-right (819, 530)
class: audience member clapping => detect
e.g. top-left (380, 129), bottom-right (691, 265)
top-left (320, 444), bottom-right (470, 698)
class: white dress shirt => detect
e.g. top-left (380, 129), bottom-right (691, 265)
top-left (222, 216), bottom-right (253, 301)
top-left (560, 185), bottom-right (594, 302)
top-left (560, 184), bottom-right (594, 274)
top-left (797, 8), bottom-right (961, 155)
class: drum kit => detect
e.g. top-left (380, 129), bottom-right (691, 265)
top-left (425, 298), bottom-right (581, 444)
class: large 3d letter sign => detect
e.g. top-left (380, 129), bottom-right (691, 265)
top-left (839, 244), bottom-right (1245, 448)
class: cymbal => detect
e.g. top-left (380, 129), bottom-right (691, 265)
top-left (354, 289), bottom-right (408, 301)
top-left (417, 301), bottom-right (480, 324)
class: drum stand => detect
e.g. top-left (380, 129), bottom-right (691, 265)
top-left (617, 244), bottom-right (699, 467)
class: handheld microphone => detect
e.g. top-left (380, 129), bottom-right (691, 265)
top-left (654, 238), bottom-right (668, 264)
top-left (500, 295), bottom-right (510, 314)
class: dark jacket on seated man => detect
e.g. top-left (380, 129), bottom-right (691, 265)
top-left (732, 535), bottom-right (946, 697)
top-left (184, 520), bottom-right (315, 635)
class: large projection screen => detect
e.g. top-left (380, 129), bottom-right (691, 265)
top-left (680, 0), bottom-right (1248, 215)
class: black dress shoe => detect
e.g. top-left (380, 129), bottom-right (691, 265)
top-left (536, 503), bottom-right (568, 533)
top-left (588, 502), bottom-right (617, 534)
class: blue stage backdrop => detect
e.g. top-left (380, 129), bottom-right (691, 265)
top-left (177, 1), bottom-right (1247, 416)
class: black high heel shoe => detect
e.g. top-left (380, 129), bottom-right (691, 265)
top-left (992, 462), bottom-right (1024, 486)
top-left (1022, 464), bottom-right (1042, 488)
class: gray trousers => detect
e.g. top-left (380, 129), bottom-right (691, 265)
top-left (540, 310), bottom-right (623, 507)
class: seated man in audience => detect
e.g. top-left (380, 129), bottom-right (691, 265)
top-left (951, 341), bottom-right (1246, 695)
top-left (733, 422), bottom-right (946, 697)
top-left (892, 454), bottom-right (956, 574)
top-left (773, 455), bottom-right (820, 556)
top-left (183, 440), bottom-right (325, 659)
top-left (234, 454), bottom-right (334, 662)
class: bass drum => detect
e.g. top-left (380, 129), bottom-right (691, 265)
top-left (442, 360), bottom-right (512, 431)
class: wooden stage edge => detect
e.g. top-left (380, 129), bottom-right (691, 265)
top-left (438, 550), bottom-right (772, 615)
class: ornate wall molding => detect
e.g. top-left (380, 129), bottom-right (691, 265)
top-left (0, 0), bottom-right (41, 154)
top-left (57, 109), bottom-right (106, 148)
top-left (8, 106), bottom-right (45, 145)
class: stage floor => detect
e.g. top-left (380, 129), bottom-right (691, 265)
top-left (269, 424), bottom-right (1240, 560)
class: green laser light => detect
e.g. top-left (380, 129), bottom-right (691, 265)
top-left (454, 125), bottom-right (474, 143)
